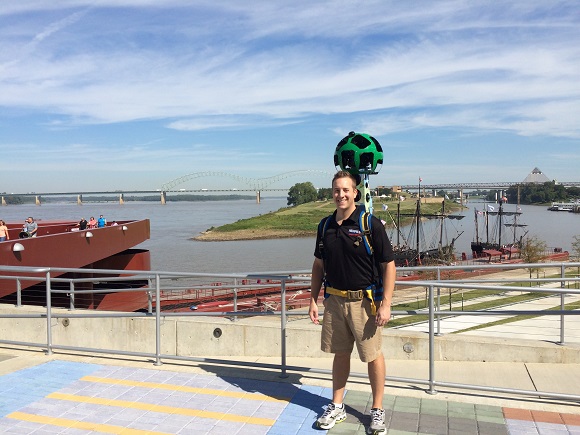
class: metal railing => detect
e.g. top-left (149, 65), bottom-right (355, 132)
top-left (0, 262), bottom-right (579, 403)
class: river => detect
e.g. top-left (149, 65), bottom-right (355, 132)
top-left (1, 198), bottom-right (578, 273)
top-left (0, 198), bottom-right (311, 273)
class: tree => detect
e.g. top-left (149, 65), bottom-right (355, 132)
top-left (287, 182), bottom-right (317, 206)
top-left (519, 236), bottom-right (547, 281)
top-left (507, 182), bottom-right (571, 205)
top-left (568, 186), bottom-right (580, 199)
top-left (3, 195), bottom-right (27, 205)
top-left (485, 190), bottom-right (501, 202)
top-left (317, 187), bottom-right (332, 201)
top-left (376, 186), bottom-right (393, 197)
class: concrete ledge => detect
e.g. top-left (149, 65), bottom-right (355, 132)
top-left (0, 306), bottom-right (578, 363)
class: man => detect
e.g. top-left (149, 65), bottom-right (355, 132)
top-left (23, 216), bottom-right (38, 237)
top-left (78, 217), bottom-right (88, 230)
top-left (309, 170), bottom-right (396, 434)
top-left (97, 215), bottom-right (107, 228)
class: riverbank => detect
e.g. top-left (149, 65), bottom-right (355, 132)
top-left (193, 198), bottom-right (464, 242)
top-left (194, 228), bottom-right (314, 241)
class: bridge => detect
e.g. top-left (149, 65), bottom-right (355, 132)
top-left (400, 181), bottom-right (580, 190)
top-left (2, 171), bottom-right (578, 205)
top-left (1, 170), bottom-right (334, 205)
top-left (398, 181), bottom-right (580, 203)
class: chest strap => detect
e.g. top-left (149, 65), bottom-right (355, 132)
top-left (325, 286), bottom-right (377, 315)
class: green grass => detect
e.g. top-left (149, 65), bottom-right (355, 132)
top-left (454, 299), bottom-right (580, 333)
top-left (388, 275), bottom-right (579, 329)
top-left (209, 199), bottom-right (464, 234)
top-left (387, 290), bottom-right (551, 328)
top-left (211, 201), bottom-right (334, 233)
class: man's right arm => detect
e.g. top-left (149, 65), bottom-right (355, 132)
top-left (309, 257), bottom-right (324, 324)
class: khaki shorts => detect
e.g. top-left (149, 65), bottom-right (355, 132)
top-left (321, 294), bottom-right (382, 363)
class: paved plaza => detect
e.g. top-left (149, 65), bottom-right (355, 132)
top-left (0, 358), bottom-right (579, 434)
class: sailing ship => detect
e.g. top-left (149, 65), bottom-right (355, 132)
top-left (471, 199), bottom-right (528, 258)
top-left (385, 199), bottom-right (464, 266)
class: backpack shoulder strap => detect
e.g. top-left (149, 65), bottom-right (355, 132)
top-left (359, 211), bottom-right (374, 256)
top-left (318, 215), bottom-right (332, 258)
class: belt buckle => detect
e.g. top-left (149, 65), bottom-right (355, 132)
top-left (347, 290), bottom-right (363, 300)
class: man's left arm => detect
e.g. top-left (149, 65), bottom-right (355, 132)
top-left (375, 260), bottom-right (395, 326)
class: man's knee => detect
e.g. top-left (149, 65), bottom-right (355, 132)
top-left (367, 351), bottom-right (384, 366)
top-left (334, 352), bottom-right (351, 364)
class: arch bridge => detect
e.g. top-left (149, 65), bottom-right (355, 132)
top-left (159, 170), bottom-right (333, 204)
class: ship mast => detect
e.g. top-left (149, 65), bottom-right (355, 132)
top-left (485, 206), bottom-right (490, 244)
top-left (474, 208), bottom-right (480, 244)
top-left (498, 199), bottom-right (503, 248)
top-left (513, 185), bottom-right (521, 245)
top-left (415, 199), bottom-right (421, 261)
top-left (439, 200), bottom-right (445, 252)
top-left (397, 201), bottom-right (401, 247)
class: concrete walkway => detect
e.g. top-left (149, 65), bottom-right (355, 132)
top-left (0, 351), bottom-right (579, 434)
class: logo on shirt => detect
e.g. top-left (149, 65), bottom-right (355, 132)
top-left (348, 229), bottom-right (362, 236)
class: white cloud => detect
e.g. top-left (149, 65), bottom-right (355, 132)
top-left (0, 1), bottom-right (578, 191)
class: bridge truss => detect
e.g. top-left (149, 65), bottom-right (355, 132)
top-left (161, 170), bottom-right (333, 191)
top-left (400, 181), bottom-right (580, 191)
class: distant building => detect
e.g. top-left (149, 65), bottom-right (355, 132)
top-left (522, 167), bottom-right (551, 184)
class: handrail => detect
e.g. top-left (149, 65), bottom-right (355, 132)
top-left (0, 262), bottom-right (579, 403)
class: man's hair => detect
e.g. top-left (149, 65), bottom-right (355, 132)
top-left (332, 170), bottom-right (358, 189)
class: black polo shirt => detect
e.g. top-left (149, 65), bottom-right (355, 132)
top-left (314, 206), bottom-right (394, 291)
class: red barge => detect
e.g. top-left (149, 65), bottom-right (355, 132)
top-left (0, 219), bottom-right (310, 313)
top-left (0, 219), bottom-right (151, 311)
top-left (158, 282), bottom-right (312, 313)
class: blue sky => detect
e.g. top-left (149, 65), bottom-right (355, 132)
top-left (1, 1), bottom-right (579, 193)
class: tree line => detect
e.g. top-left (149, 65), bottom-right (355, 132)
top-left (286, 182), bottom-right (395, 206)
top-left (288, 181), bottom-right (580, 207)
top-left (486, 182), bottom-right (580, 205)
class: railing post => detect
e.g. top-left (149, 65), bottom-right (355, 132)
top-left (279, 278), bottom-right (288, 378)
top-left (16, 278), bottom-right (21, 307)
top-left (427, 284), bottom-right (437, 395)
top-left (233, 278), bottom-right (238, 322)
top-left (436, 268), bottom-right (442, 336)
top-left (154, 274), bottom-right (162, 366)
top-left (69, 280), bottom-right (75, 310)
top-left (45, 271), bottom-right (53, 356)
top-left (559, 264), bottom-right (566, 345)
top-left (147, 278), bottom-right (153, 314)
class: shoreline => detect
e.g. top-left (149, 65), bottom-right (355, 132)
top-left (192, 229), bottom-right (316, 241)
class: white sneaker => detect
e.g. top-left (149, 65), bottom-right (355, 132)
top-left (316, 402), bottom-right (347, 429)
top-left (367, 407), bottom-right (386, 434)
